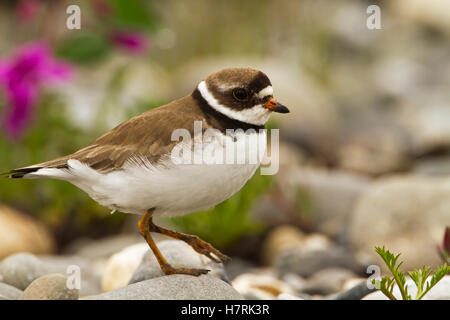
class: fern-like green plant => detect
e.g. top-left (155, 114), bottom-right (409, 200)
top-left (373, 246), bottom-right (450, 300)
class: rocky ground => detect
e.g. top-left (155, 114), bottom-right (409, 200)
top-left (0, 225), bottom-right (449, 300)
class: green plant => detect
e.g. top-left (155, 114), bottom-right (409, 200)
top-left (373, 246), bottom-right (450, 300)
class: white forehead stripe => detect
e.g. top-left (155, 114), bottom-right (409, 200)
top-left (198, 81), bottom-right (271, 126)
top-left (257, 86), bottom-right (273, 99)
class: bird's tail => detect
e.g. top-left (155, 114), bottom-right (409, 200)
top-left (2, 158), bottom-right (69, 179)
top-left (2, 167), bottom-right (44, 179)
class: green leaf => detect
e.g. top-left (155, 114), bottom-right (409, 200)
top-left (374, 246), bottom-right (409, 299)
top-left (416, 264), bottom-right (450, 300)
top-left (56, 32), bottom-right (110, 64)
top-left (409, 266), bottom-right (432, 299)
top-left (375, 246), bottom-right (450, 300)
top-left (109, 0), bottom-right (159, 31)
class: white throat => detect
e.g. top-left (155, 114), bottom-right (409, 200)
top-left (197, 81), bottom-right (271, 126)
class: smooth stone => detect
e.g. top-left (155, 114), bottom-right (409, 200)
top-left (395, 104), bottom-right (450, 154)
top-left (129, 240), bottom-right (227, 286)
top-left (102, 243), bottom-right (148, 292)
top-left (0, 282), bottom-right (23, 300)
top-left (280, 273), bottom-right (308, 293)
top-left (223, 258), bottom-right (257, 281)
top-left (276, 167), bottom-right (371, 238)
top-left (263, 229), bottom-right (334, 268)
top-left (413, 155), bottom-right (450, 176)
top-left (300, 267), bottom-right (357, 295)
top-left (39, 255), bottom-right (102, 297)
top-left (232, 272), bottom-right (296, 300)
top-left (392, 0), bottom-right (450, 35)
top-left (277, 293), bottom-right (306, 300)
top-left (331, 280), bottom-right (377, 300)
top-left (349, 175), bottom-right (450, 271)
top-left (0, 253), bottom-right (49, 290)
top-left (0, 205), bottom-right (55, 261)
top-left (64, 234), bottom-right (144, 260)
top-left (19, 273), bottom-right (79, 300)
top-left (275, 244), bottom-right (365, 278)
top-left (337, 119), bottom-right (410, 175)
top-left (89, 275), bottom-right (243, 300)
top-left (262, 225), bottom-right (306, 266)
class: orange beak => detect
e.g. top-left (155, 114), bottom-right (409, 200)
top-left (264, 98), bottom-right (290, 113)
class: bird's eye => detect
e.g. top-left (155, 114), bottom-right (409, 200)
top-left (232, 88), bottom-right (248, 101)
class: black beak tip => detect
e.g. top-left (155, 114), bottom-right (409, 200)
top-left (274, 104), bottom-right (290, 114)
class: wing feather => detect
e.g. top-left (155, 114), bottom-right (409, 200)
top-left (7, 96), bottom-right (207, 177)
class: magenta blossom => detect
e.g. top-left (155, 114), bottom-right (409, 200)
top-left (437, 226), bottom-right (450, 263)
top-left (0, 43), bottom-right (72, 140)
top-left (111, 31), bottom-right (149, 54)
top-left (17, 0), bottom-right (41, 22)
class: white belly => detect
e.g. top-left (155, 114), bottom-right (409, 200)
top-left (67, 130), bottom-right (267, 216)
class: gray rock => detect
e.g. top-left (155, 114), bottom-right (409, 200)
top-left (280, 167), bottom-right (371, 239)
top-left (280, 273), bottom-right (308, 292)
top-left (223, 258), bottom-right (257, 281)
top-left (19, 273), bottom-right (79, 300)
top-left (102, 243), bottom-right (149, 292)
top-left (90, 275), bottom-right (243, 300)
top-left (413, 155), bottom-right (450, 176)
top-left (64, 234), bottom-right (143, 260)
top-left (301, 268), bottom-right (357, 295)
top-left (0, 283), bottom-right (23, 300)
top-left (275, 245), bottom-right (365, 278)
top-left (331, 281), bottom-right (377, 300)
top-left (337, 110), bottom-right (411, 176)
top-left (392, 0), bottom-right (450, 33)
top-left (0, 253), bottom-right (49, 290)
top-left (231, 272), bottom-right (296, 300)
top-left (396, 104), bottom-right (450, 154)
top-left (262, 225), bottom-right (306, 266)
top-left (349, 175), bottom-right (450, 271)
top-left (129, 240), bottom-right (227, 285)
top-left (39, 255), bottom-right (102, 297)
top-left (277, 293), bottom-right (308, 300)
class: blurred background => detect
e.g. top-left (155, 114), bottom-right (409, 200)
top-left (0, 0), bottom-right (449, 299)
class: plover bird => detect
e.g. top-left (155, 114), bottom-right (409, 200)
top-left (5, 68), bottom-right (289, 276)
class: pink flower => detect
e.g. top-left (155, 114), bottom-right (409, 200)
top-left (17, 0), bottom-right (41, 22)
top-left (111, 31), bottom-right (149, 54)
top-left (437, 226), bottom-right (450, 263)
top-left (443, 227), bottom-right (450, 254)
top-left (0, 43), bottom-right (72, 140)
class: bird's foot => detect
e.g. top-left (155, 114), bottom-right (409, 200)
top-left (186, 236), bottom-right (231, 264)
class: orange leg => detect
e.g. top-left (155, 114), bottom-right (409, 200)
top-left (138, 209), bottom-right (230, 276)
top-left (149, 217), bottom-right (231, 264)
top-left (138, 209), bottom-right (209, 276)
